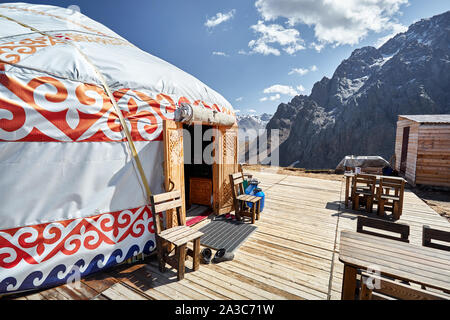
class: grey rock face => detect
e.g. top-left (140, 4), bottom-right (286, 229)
top-left (267, 10), bottom-right (450, 169)
top-left (237, 113), bottom-right (273, 141)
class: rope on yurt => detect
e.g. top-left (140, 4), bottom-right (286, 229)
top-left (0, 14), bottom-right (153, 263)
top-left (0, 13), bottom-right (153, 201)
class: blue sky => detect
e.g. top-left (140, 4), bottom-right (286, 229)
top-left (5, 0), bottom-right (450, 115)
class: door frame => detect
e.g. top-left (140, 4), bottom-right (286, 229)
top-left (163, 120), bottom-right (238, 222)
top-left (399, 126), bottom-right (410, 175)
top-left (162, 119), bottom-right (186, 227)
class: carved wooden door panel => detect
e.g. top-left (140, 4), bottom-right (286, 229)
top-left (213, 124), bottom-right (238, 214)
top-left (163, 120), bottom-right (186, 227)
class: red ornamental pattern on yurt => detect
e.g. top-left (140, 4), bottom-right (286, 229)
top-left (0, 206), bottom-right (156, 270)
top-left (0, 35), bottom-right (234, 142)
top-left (0, 4), bottom-right (235, 293)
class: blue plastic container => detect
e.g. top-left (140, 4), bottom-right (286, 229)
top-left (245, 180), bottom-right (265, 212)
top-left (245, 182), bottom-right (257, 195)
top-left (253, 188), bottom-right (265, 212)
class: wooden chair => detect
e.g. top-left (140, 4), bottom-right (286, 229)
top-left (351, 174), bottom-right (377, 213)
top-left (359, 271), bottom-right (448, 300)
top-left (377, 177), bottom-right (405, 220)
top-left (356, 216), bottom-right (410, 243)
top-left (229, 172), bottom-right (261, 224)
top-left (150, 190), bottom-right (203, 280)
top-left (422, 225), bottom-right (450, 252)
top-left (421, 226), bottom-right (450, 293)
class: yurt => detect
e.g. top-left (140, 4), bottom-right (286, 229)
top-left (0, 3), bottom-right (238, 294)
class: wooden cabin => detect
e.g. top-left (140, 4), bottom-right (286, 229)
top-left (394, 115), bottom-right (450, 188)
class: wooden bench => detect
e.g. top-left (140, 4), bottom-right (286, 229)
top-left (229, 172), bottom-right (261, 224)
top-left (351, 174), bottom-right (376, 213)
top-left (422, 225), bottom-right (450, 252)
top-left (356, 216), bottom-right (410, 243)
top-left (150, 190), bottom-right (203, 280)
top-left (359, 271), bottom-right (448, 300)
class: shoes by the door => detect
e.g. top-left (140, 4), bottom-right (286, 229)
top-left (212, 248), bottom-right (234, 263)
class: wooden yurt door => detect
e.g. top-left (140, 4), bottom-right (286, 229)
top-left (162, 120), bottom-right (186, 227)
top-left (212, 124), bottom-right (238, 214)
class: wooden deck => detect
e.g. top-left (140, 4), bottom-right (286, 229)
top-left (8, 170), bottom-right (450, 300)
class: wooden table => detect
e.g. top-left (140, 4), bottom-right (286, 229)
top-left (343, 173), bottom-right (405, 208)
top-left (339, 230), bottom-right (450, 300)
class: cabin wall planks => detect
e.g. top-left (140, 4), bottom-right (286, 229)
top-left (395, 116), bottom-right (450, 188)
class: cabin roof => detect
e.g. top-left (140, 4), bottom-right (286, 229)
top-left (399, 114), bottom-right (450, 124)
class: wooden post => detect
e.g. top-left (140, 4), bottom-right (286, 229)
top-left (177, 244), bottom-right (186, 281)
top-left (341, 264), bottom-right (358, 300)
top-left (345, 176), bottom-right (350, 208)
top-left (156, 237), bottom-right (166, 273)
top-left (377, 199), bottom-right (385, 216)
top-left (251, 204), bottom-right (256, 224)
top-left (193, 238), bottom-right (200, 271)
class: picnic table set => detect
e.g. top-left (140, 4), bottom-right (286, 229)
top-left (344, 172), bottom-right (406, 220)
top-left (339, 170), bottom-right (450, 300)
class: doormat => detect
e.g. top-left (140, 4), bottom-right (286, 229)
top-left (198, 215), bottom-right (257, 253)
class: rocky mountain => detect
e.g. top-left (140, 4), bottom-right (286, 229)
top-left (237, 113), bottom-right (272, 142)
top-left (267, 10), bottom-right (450, 169)
top-left (237, 113), bottom-right (272, 163)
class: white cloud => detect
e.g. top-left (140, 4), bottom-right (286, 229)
top-left (269, 94), bottom-right (281, 101)
top-left (248, 20), bottom-right (304, 56)
top-left (238, 49), bottom-right (249, 55)
top-left (260, 97), bottom-right (268, 102)
top-left (263, 84), bottom-right (298, 96)
top-left (310, 42), bottom-right (325, 52)
top-left (247, 109), bottom-right (257, 113)
top-left (234, 109), bottom-right (241, 113)
top-left (296, 85), bottom-right (305, 92)
top-left (249, 39), bottom-right (281, 56)
top-left (255, 0), bottom-right (408, 47)
top-left (212, 51), bottom-right (228, 57)
top-left (288, 67), bottom-right (309, 76)
top-left (235, 97), bottom-right (243, 102)
top-left (288, 65), bottom-right (318, 76)
top-left (205, 9), bottom-right (236, 28)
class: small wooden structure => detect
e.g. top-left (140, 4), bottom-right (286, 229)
top-left (394, 115), bottom-right (450, 188)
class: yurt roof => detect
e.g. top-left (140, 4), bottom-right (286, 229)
top-left (0, 2), bottom-right (234, 121)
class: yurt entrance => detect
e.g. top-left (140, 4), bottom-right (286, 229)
top-left (162, 120), bottom-right (238, 228)
top-left (183, 124), bottom-right (214, 223)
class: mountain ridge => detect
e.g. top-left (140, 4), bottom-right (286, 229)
top-left (265, 10), bottom-right (450, 169)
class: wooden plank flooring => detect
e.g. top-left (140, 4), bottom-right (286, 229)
top-left (7, 170), bottom-right (450, 300)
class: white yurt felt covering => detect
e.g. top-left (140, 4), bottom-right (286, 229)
top-left (0, 3), bottom-right (235, 294)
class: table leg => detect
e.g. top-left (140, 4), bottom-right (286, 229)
top-left (341, 264), bottom-right (358, 300)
